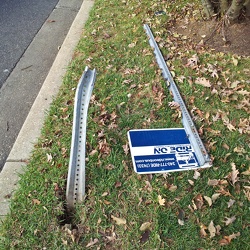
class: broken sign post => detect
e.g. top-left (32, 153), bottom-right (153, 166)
top-left (127, 25), bottom-right (212, 174)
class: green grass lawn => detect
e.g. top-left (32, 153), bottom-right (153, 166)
top-left (1, 0), bottom-right (249, 249)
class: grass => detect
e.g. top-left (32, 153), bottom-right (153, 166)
top-left (1, 0), bottom-right (250, 249)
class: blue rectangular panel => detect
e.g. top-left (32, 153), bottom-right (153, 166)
top-left (128, 128), bottom-right (200, 174)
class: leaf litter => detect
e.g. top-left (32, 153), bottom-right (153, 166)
top-left (1, 0), bottom-right (250, 249)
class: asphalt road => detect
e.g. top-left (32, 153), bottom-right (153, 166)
top-left (0, 0), bottom-right (83, 170)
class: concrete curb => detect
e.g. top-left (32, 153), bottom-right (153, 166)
top-left (0, 0), bottom-right (94, 220)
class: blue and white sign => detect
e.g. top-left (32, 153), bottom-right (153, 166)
top-left (128, 128), bottom-right (200, 174)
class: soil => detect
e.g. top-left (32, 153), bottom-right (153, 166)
top-left (172, 18), bottom-right (250, 57)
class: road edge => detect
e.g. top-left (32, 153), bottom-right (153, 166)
top-left (0, 0), bottom-right (94, 220)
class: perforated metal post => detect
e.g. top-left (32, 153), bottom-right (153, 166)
top-left (66, 67), bottom-right (96, 209)
top-left (144, 24), bottom-right (211, 167)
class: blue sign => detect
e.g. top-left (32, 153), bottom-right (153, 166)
top-left (127, 128), bottom-right (200, 174)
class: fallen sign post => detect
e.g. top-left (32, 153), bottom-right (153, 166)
top-left (127, 25), bottom-right (212, 174)
top-left (66, 67), bottom-right (96, 209)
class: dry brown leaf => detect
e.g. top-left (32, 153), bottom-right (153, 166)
top-left (216, 187), bottom-right (232, 197)
top-left (222, 143), bottom-right (230, 150)
top-left (208, 221), bottom-right (216, 238)
top-left (226, 123), bottom-right (236, 131)
top-left (103, 200), bottom-right (111, 205)
top-left (32, 199), bottom-right (41, 205)
top-left (111, 215), bottom-right (126, 225)
top-left (208, 179), bottom-right (219, 186)
top-left (212, 193), bottom-right (221, 202)
top-left (186, 54), bottom-right (199, 67)
top-left (46, 153), bottom-right (52, 162)
top-left (115, 181), bottom-right (122, 188)
top-left (144, 180), bottom-right (153, 192)
top-left (219, 232), bottom-right (240, 246)
top-left (194, 194), bottom-right (204, 209)
top-left (242, 167), bottom-right (250, 175)
top-left (228, 232), bottom-right (240, 240)
top-left (158, 195), bottom-right (166, 206)
top-left (193, 170), bottom-right (200, 180)
top-left (140, 222), bottom-right (152, 231)
top-left (216, 225), bottom-right (222, 235)
top-left (224, 216), bottom-right (236, 226)
top-left (169, 185), bottom-right (177, 192)
top-left (232, 57), bottom-right (238, 66)
top-left (178, 219), bottom-right (185, 226)
top-left (177, 208), bottom-right (185, 226)
top-left (219, 238), bottom-right (230, 246)
top-left (200, 225), bottom-right (207, 238)
top-left (227, 199), bottom-right (235, 208)
top-left (243, 189), bottom-right (250, 201)
top-left (195, 77), bottom-right (211, 87)
top-left (168, 101), bottom-right (180, 109)
top-left (231, 163), bottom-right (239, 185)
top-left (204, 196), bottom-right (212, 207)
top-left (86, 238), bottom-right (99, 248)
top-left (122, 143), bottom-right (129, 155)
top-left (70, 229), bottom-right (80, 243)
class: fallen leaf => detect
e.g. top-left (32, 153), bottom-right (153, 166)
top-left (222, 143), bottom-right (230, 150)
top-left (242, 167), bottom-right (250, 175)
top-left (231, 163), bottom-right (239, 185)
top-left (224, 216), bottom-right (236, 226)
top-left (194, 194), bottom-right (203, 209)
top-left (71, 228), bottom-right (80, 243)
top-left (200, 227), bottom-right (207, 238)
top-left (193, 170), bottom-right (200, 180)
top-left (111, 215), bottom-right (126, 225)
top-left (168, 101), bottom-right (180, 109)
top-left (232, 57), bottom-right (238, 66)
top-left (86, 238), bottom-right (99, 248)
top-left (208, 179), bottom-right (219, 186)
top-left (188, 179), bottom-right (194, 186)
top-left (47, 153), bottom-right (52, 162)
top-left (216, 225), bottom-right (222, 235)
top-left (186, 54), bottom-right (199, 67)
top-left (169, 185), bottom-right (177, 192)
top-left (219, 238), bottom-right (230, 246)
top-left (227, 199), bottom-right (235, 208)
top-left (32, 199), bottom-right (41, 205)
top-left (178, 219), bottom-right (184, 226)
top-left (128, 42), bottom-right (136, 48)
top-left (204, 196), bottom-right (212, 207)
top-left (140, 222), bottom-right (152, 231)
top-left (219, 232), bottom-right (240, 246)
top-left (115, 181), bottom-right (122, 188)
top-left (208, 221), bottom-right (216, 238)
top-left (195, 77), bottom-right (211, 87)
top-left (103, 200), bottom-right (111, 205)
top-left (177, 208), bottom-right (185, 226)
top-left (123, 143), bottom-right (130, 155)
top-left (158, 195), bottom-right (166, 206)
top-left (144, 181), bottom-right (153, 192)
top-left (211, 193), bottom-right (221, 202)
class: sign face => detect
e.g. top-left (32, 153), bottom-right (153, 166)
top-left (128, 128), bottom-right (200, 174)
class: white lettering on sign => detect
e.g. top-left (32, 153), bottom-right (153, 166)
top-left (154, 145), bottom-right (192, 154)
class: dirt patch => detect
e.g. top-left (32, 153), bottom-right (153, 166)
top-left (172, 18), bottom-right (250, 57)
